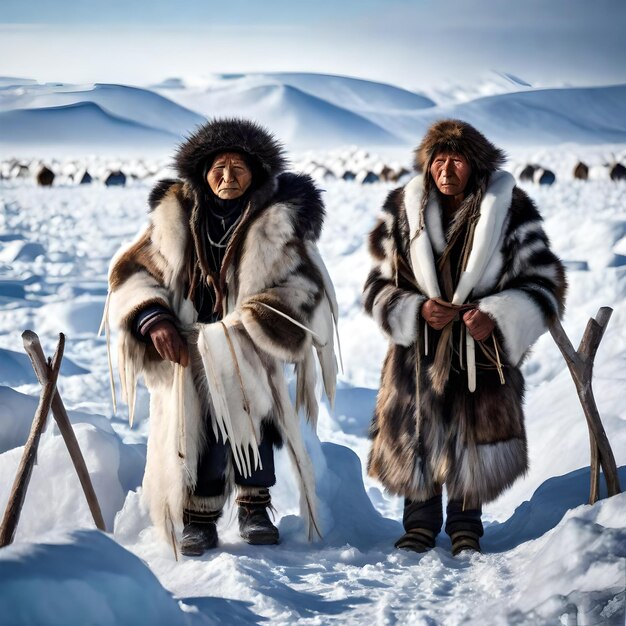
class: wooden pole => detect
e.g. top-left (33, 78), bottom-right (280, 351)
top-left (0, 335), bottom-right (64, 546)
top-left (549, 307), bottom-right (621, 503)
top-left (21, 330), bottom-right (106, 532)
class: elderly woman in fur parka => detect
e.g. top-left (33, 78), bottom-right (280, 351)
top-left (105, 119), bottom-right (337, 556)
top-left (363, 120), bottom-right (566, 555)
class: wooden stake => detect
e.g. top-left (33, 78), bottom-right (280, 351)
top-left (549, 307), bottom-right (621, 503)
top-left (0, 334), bottom-right (64, 547)
top-left (21, 330), bottom-right (106, 532)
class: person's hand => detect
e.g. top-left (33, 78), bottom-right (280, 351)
top-left (421, 299), bottom-right (457, 330)
top-left (462, 309), bottom-right (495, 342)
top-left (148, 320), bottom-right (189, 366)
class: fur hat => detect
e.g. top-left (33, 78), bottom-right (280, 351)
top-left (175, 118), bottom-right (288, 189)
top-left (414, 119), bottom-right (506, 176)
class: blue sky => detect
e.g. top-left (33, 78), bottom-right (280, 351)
top-left (1, 0), bottom-right (624, 90)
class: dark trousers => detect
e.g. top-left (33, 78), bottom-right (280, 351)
top-left (193, 425), bottom-right (276, 498)
top-left (403, 493), bottom-right (484, 537)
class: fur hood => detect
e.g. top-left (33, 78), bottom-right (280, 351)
top-left (175, 118), bottom-right (288, 192)
top-left (414, 119), bottom-right (506, 177)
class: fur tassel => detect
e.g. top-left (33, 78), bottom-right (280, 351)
top-left (100, 292), bottom-right (118, 414)
top-left (271, 368), bottom-right (321, 540)
top-left (197, 325), bottom-right (262, 479)
top-left (295, 350), bottom-right (319, 427)
top-left (428, 323), bottom-right (454, 395)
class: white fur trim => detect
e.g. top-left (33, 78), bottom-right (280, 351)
top-left (478, 289), bottom-right (547, 365)
top-left (424, 192), bottom-right (445, 253)
top-left (403, 171), bottom-right (516, 305)
top-left (449, 438), bottom-right (527, 504)
top-left (404, 176), bottom-right (441, 299)
top-left (452, 170), bottom-right (515, 304)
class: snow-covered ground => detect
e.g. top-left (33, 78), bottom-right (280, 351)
top-left (0, 148), bottom-right (625, 624)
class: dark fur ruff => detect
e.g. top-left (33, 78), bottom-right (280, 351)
top-left (175, 117), bottom-right (288, 190)
top-left (364, 122), bottom-right (567, 505)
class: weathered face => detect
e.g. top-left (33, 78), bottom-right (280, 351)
top-left (430, 151), bottom-right (472, 198)
top-left (206, 152), bottom-right (252, 199)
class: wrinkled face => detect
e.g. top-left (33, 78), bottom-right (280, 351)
top-left (430, 151), bottom-right (472, 198)
top-left (206, 152), bottom-right (252, 199)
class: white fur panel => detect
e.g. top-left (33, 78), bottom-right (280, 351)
top-left (237, 202), bottom-right (297, 301)
top-left (387, 292), bottom-right (424, 347)
top-left (309, 294), bottom-right (334, 348)
top-left (472, 248), bottom-right (504, 296)
top-left (305, 241), bottom-right (339, 321)
top-left (478, 289), bottom-right (547, 366)
top-left (151, 192), bottom-right (189, 281)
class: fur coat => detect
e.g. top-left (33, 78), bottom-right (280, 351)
top-left (363, 120), bottom-right (566, 506)
top-left (104, 119), bottom-right (337, 542)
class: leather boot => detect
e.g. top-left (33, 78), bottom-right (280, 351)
top-left (180, 508), bottom-right (220, 556)
top-left (445, 499), bottom-right (483, 556)
top-left (236, 487), bottom-right (279, 545)
top-left (394, 493), bottom-right (443, 553)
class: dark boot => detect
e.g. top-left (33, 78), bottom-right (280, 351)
top-left (236, 487), bottom-right (279, 545)
top-left (395, 493), bottom-right (443, 553)
top-left (180, 509), bottom-right (220, 556)
top-left (445, 499), bottom-right (484, 556)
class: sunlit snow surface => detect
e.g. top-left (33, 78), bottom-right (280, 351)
top-left (0, 154), bottom-right (625, 624)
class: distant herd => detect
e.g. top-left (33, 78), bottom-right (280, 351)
top-left (1, 156), bottom-right (625, 187)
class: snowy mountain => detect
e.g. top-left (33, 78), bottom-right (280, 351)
top-left (0, 81), bottom-right (205, 153)
top-left (0, 103), bottom-right (180, 148)
top-left (430, 84), bottom-right (626, 145)
top-left (153, 75), bottom-right (403, 147)
top-left (1, 74), bottom-right (625, 156)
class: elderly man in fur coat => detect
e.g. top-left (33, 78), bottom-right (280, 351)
top-left (363, 120), bottom-right (566, 555)
top-left (105, 118), bottom-right (337, 556)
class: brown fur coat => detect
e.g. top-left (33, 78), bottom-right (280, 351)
top-left (363, 122), bottom-right (566, 505)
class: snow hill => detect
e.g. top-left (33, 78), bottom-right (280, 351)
top-left (153, 75), bottom-right (403, 146)
top-left (0, 81), bottom-right (204, 153)
top-left (0, 104), bottom-right (180, 148)
top-left (1, 74), bottom-right (626, 156)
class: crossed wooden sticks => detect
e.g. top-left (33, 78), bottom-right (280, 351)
top-left (549, 307), bottom-right (621, 503)
top-left (0, 331), bottom-right (105, 547)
